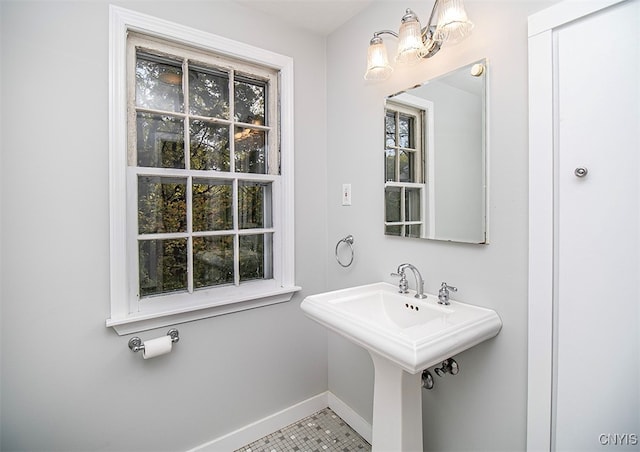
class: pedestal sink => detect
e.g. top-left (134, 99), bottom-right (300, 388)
top-left (300, 282), bottom-right (502, 452)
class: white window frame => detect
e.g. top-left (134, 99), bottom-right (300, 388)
top-left (107, 6), bottom-right (299, 335)
top-left (390, 94), bottom-right (435, 237)
top-left (384, 95), bottom-right (434, 238)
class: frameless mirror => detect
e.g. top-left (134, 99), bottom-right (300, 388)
top-left (384, 59), bottom-right (487, 244)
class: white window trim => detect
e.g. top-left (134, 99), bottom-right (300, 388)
top-left (387, 94), bottom-right (435, 237)
top-left (384, 95), bottom-right (434, 238)
top-left (107, 6), bottom-right (299, 335)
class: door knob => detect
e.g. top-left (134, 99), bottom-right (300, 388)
top-left (574, 167), bottom-right (589, 177)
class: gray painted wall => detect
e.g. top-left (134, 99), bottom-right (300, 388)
top-left (326, 1), bottom-right (557, 451)
top-left (0, 1), bottom-right (328, 450)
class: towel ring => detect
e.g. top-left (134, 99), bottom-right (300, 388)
top-left (335, 235), bottom-right (355, 268)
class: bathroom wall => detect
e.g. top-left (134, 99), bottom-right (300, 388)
top-left (325, 1), bottom-right (558, 450)
top-left (0, 1), bottom-right (328, 450)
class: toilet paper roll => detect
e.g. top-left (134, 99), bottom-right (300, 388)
top-left (142, 335), bottom-right (173, 359)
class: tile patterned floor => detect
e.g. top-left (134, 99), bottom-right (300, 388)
top-left (235, 407), bottom-right (371, 452)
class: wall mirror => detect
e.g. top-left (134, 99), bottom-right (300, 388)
top-left (384, 59), bottom-right (487, 244)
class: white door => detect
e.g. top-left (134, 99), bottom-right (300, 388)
top-left (528, 0), bottom-right (640, 450)
top-left (555, 1), bottom-right (639, 449)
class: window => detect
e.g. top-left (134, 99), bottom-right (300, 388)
top-left (107, 7), bottom-right (298, 334)
top-left (384, 100), bottom-right (426, 238)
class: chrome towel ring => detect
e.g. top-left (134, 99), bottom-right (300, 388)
top-left (335, 235), bottom-right (355, 267)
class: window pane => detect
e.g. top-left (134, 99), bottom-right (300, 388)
top-left (399, 150), bottom-right (415, 182)
top-left (406, 225), bottom-right (421, 238)
top-left (405, 188), bottom-right (421, 221)
top-left (385, 186), bottom-right (401, 222)
top-left (193, 235), bottom-right (234, 289)
top-left (398, 114), bottom-right (415, 148)
top-left (235, 128), bottom-right (266, 174)
top-left (234, 77), bottom-right (266, 125)
top-left (385, 225), bottom-right (402, 236)
top-left (239, 234), bottom-right (272, 282)
top-left (192, 179), bottom-right (233, 231)
top-left (136, 55), bottom-right (184, 113)
top-left (139, 238), bottom-right (188, 297)
top-left (385, 111), bottom-right (396, 147)
top-left (138, 176), bottom-right (187, 234)
top-left (239, 182), bottom-right (271, 229)
top-left (385, 149), bottom-right (396, 182)
top-left (189, 66), bottom-right (229, 119)
top-left (136, 113), bottom-right (185, 168)
top-left (190, 120), bottom-right (230, 171)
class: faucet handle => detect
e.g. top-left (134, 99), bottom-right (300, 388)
top-left (440, 282), bottom-right (457, 292)
top-left (391, 272), bottom-right (409, 293)
top-left (438, 282), bottom-right (457, 305)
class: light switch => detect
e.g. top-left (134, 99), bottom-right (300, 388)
top-left (342, 184), bottom-right (352, 206)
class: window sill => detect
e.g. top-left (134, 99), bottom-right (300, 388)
top-left (106, 285), bottom-right (301, 335)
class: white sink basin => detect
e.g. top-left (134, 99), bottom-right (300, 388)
top-left (302, 281), bottom-right (502, 451)
top-left (301, 282), bottom-right (502, 374)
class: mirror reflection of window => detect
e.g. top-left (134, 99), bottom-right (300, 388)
top-left (383, 59), bottom-right (487, 244)
top-left (384, 101), bottom-right (425, 238)
top-left (385, 106), bottom-right (423, 184)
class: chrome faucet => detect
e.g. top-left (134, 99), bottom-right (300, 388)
top-left (438, 282), bottom-right (457, 305)
top-left (391, 263), bottom-right (427, 299)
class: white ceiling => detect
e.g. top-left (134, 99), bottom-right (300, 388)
top-left (234, 0), bottom-right (374, 35)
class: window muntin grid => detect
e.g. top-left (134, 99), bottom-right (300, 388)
top-left (129, 35), bottom-right (279, 300)
top-left (384, 102), bottom-right (425, 238)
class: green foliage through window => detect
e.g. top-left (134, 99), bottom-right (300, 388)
top-left (132, 46), bottom-right (277, 299)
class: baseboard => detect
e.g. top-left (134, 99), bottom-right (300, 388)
top-left (186, 392), bottom-right (329, 451)
top-left (328, 392), bottom-right (372, 444)
top-left (186, 391), bottom-right (372, 451)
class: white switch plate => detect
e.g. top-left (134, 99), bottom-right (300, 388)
top-left (342, 184), bottom-right (352, 206)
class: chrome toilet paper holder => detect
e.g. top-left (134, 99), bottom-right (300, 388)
top-left (128, 328), bottom-right (180, 353)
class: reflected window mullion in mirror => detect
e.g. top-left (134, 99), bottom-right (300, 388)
top-left (395, 111), bottom-right (400, 182)
top-left (385, 148), bottom-right (396, 182)
top-left (398, 113), bottom-right (414, 148)
top-left (385, 111), bottom-right (397, 182)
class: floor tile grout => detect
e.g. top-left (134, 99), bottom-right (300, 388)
top-left (234, 407), bottom-right (371, 452)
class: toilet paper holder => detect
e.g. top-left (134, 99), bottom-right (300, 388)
top-left (128, 328), bottom-right (180, 353)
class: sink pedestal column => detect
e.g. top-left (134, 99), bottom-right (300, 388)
top-left (370, 353), bottom-right (423, 452)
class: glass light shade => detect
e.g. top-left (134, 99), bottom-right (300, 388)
top-left (364, 39), bottom-right (393, 81)
top-left (396, 16), bottom-right (423, 64)
top-left (433, 0), bottom-right (474, 44)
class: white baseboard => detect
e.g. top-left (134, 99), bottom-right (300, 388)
top-left (328, 392), bottom-right (372, 444)
top-left (186, 391), bottom-right (372, 451)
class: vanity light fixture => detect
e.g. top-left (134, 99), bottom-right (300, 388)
top-left (364, 0), bottom-right (474, 81)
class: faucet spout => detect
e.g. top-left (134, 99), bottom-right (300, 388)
top-left (397, 263), bottom-right (427, 299)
